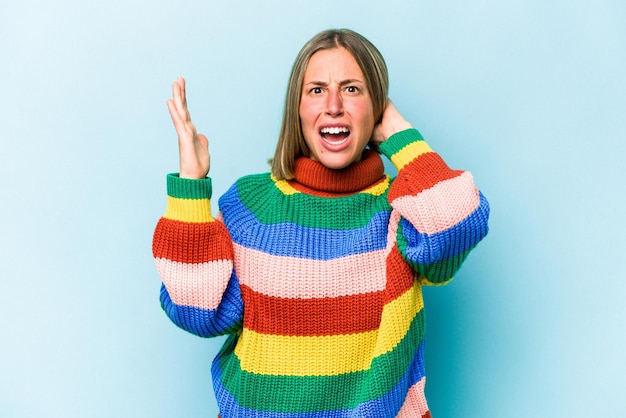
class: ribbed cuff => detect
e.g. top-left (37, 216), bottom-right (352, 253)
top-left (166, 173), bottom-right (212, 200)
top-left (379, 129), bottom-right (435, 171)
top-left (378, 128), bottom-right (424, 159)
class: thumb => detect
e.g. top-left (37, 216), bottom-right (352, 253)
top-left (197, 133), bottom-right (209, 148)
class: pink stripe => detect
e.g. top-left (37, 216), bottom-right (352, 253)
top-left (155, 257), bottom-right (233, 310)
top-left (233, 244), bottom-right (387, 298)
top-left (391, 171), bottom-right (480, 234)
top-left (396, 377), bottom-right (429, 418)
top-left (386, 209), bottom-right (401, 251)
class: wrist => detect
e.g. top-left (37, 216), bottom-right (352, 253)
top-left (179, 171), bottom-right (208, 180)
top-left (378, 128), bottom-right (426, 163)
top-left (382, 120), bottom-right (413, 142)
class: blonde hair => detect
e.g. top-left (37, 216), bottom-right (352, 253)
top-left (270, 29), bottom-right (389, 180)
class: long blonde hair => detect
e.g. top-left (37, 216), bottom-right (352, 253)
top-left (270, 29), bottom-right (389, 180)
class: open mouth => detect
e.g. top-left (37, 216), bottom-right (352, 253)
top-left (320, 126), bottom-right (350, 144)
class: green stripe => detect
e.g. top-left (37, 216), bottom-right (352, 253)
top-left (218, 308), bottom-right (425, 412)
top-left (378, 128), bottom-right (424, 159)
top-left (236, 175), bottom-right (391, 229)
top-left (166, 173), bottom-right (212, 200)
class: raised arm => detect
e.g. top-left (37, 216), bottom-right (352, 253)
top-left (376, 101), bottom-right (490, 284)
top-left (153, 79), bottom-right (243, 337)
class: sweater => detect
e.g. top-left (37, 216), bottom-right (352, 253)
top-left (152, 128), bottom-right (490, 417)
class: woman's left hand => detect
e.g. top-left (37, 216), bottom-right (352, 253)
top-left (371, 100), bottom-right (413, 145)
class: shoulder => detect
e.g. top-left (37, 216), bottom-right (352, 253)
top-left (218, 172), bottom-right (274, 210)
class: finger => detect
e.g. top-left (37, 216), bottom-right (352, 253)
top-left (167, 97), bottom-right (196, 137)
top-left (180, 77), bottom-right (187, 107)
top-left (177, 78), bottom-right (191, 121)
top-left (171, 79), bottom-right (190, 121)
top-left (166, 99), bottom-right (188, 135)
top-left (171, 80), bottom-right (184, 114)
top-left (166, 99), bottom-right (181, 125)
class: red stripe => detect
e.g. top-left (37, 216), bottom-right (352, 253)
top-left (240, 247), bottom-right (416, 337)
top-left (241, 284), bottom-right (384, 336)
top-left (152, 217), bottom-right (233, 263)
top-left (388, 152), bottom-right (463, 202)
top-left (384, 244), bottom-right (416, 303)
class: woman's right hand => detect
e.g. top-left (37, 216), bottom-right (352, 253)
top-left (166, 77), bottom-right (210, 179)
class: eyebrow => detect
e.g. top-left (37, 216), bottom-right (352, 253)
top-left (304, 78), bottom-right (365, 87)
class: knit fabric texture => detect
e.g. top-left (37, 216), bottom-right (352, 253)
top-left (152, 129), bottom-right (490, 417)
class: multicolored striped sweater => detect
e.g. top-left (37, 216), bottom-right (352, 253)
top-left (153, 128), bottom-right (490, 417)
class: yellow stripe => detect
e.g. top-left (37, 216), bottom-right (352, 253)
top-left (235, 328), bottom-right (377, 376)
top-left (235, 282), bottom-right (423, 376)
top-left (164, 196), bottom-right (214, 223)
top-left (373, 282), bottom-right (423, 357)
top-left (390, 141), bottom-right (433, 170)
top-left (360, 175), bottom-right (391, 196)
top-left (272, 176), bottom-right (300, 195)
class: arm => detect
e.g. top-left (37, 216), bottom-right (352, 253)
top-left (374, 102), bottom-right (490, 284)
top-left (152, 78), bottom-right (243, 336)
top-left (153, 175), bottom-right (243, 337)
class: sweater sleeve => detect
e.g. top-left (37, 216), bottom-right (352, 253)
top-left (379, 129), bottom-right (490, 285)
top-left (152, 174), bottom-right (243, 337)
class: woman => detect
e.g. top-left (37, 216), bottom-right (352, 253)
top-left (153, 29), bottom-right (489, 417)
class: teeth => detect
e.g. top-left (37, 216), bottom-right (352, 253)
top-left (320, 126), bottom-right (349, 135)
top-left (323, 135), bottom-right (349, 145)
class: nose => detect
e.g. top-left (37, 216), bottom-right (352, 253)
top-left (325, 88), bottom-right (343, 117)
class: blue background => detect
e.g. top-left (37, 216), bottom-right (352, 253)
top-left (1, 0), bottom-right (624, 417)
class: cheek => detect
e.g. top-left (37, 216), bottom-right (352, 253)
top-left (347, 99), bottom-right (374, 121)
top-left (354, 106), bottom-right (376, 133)
top-left (299, 101), bottom-right (316, 129)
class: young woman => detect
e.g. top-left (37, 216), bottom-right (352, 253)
top-left (153, 29), bottom-right (489, 418)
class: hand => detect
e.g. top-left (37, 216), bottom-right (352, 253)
top-left (166, 77), bottom-right (210, 179)
top-left (371, 100), bottom-right (413, 145)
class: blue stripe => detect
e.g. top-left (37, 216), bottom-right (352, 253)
top-left (210, 339), bottom-right (427, 417)
top-left (401, 191), bottom-right (490, 265)
top-left (159, 273), bottom-right (243, 337)
top-left (222, 200), bottom-right (391, 260)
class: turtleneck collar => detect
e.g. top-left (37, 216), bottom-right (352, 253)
top-left (292, 150), bottom-right (385, 194)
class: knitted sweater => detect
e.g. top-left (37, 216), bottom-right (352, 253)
top-left (153, 128), bottom-right (490, 417)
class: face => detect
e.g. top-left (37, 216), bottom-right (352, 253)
top-left (299, 47), bottom-right (375, 170)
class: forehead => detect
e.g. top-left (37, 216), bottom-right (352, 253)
top-left (304, 47), bottom-right (364, 81)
